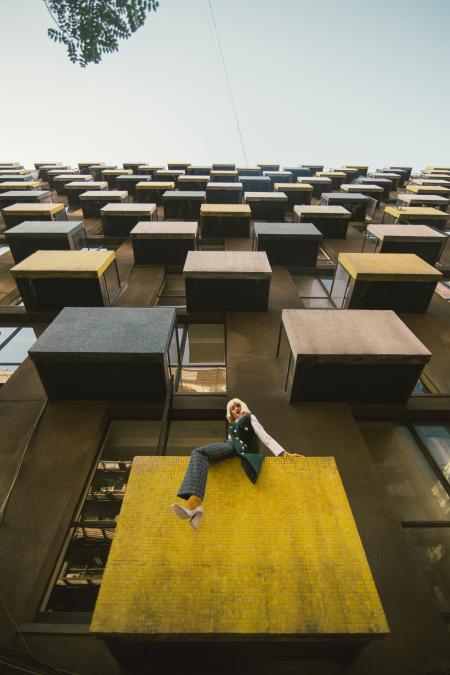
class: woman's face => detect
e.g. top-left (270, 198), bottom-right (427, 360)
top-left (231, 402), bottom-right (243, 420)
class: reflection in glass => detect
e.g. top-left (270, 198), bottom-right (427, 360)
top-left (0, 327), bottom-right (18, 347)
top-left (301, 298), bottom-right (335, 309)
top-left (168, 327), bottom-right (183, 368)
top-left (156, 296), bottom-right (186, 307)
top-left (412, 378), bottom-right (431, 395)
top-left (102, 420), bottom-right (161, 461)
top-left (415, 425), bottom-right (450, 484)
top-left (292, 275), bottom-right (329, 298)
top-left (183, 324), bottom-right (225, 365)
top-left (174, 323), bottom-right (227, 394)
top-left (330, 263), bottom-right (352, 308)
top-left (319, 277), bottom-right (333, 293)
top-left (0, 327), bottom-right (37, 363)
top-left (406, 528), bottom-right (450, 615)
top-left (161, 274), bottom-right (185, 296)
top-left (178, 367), bottom-right (226, 393)
top-left (0, 365), bottom-right (17, 385)
top-left (360, 422), bottom-right (450, 521)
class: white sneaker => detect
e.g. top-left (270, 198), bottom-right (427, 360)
top-left (190, 511), bottom-right (203, 529)
top-left (171, 503), bottom-right (203, 520)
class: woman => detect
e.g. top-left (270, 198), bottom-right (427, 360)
top-left (171, 398), bottom-right (301, 529)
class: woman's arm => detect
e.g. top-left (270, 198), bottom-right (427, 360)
top-left (250, 414), bottom-right (286, 456)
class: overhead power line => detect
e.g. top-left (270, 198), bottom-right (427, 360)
top-left (206, 0), bottom-right (249, 165)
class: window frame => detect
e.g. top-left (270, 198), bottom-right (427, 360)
top-left (172, 320), bottom-right (227, 396)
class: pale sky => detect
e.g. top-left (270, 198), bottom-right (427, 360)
top-left (1, 0), bottom-right (450, 171)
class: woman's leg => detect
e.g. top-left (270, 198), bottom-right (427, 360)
top-left (177, 442), bottom-right (235, 501)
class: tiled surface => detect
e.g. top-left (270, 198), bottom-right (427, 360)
top-left (91, 455), bottom-right (389, 638)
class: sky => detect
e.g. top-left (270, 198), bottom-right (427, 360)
top-left (1, 0), bottom-right (450, 172)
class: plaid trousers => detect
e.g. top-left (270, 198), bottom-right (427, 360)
top-left (177, 442), bottom-right (237, 500)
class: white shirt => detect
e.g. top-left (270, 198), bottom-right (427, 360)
top-left (227, 414), bottom-right (287, 456)
top-left (250, 414), bottom-right (286, 456)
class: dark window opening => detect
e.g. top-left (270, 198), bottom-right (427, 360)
top-left (41, 420), bottom-right (161, 616)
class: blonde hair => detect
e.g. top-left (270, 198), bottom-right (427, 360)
top-left (226, 398), bottom-right (250, 423)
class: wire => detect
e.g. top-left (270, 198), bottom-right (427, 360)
top-left (43, 0), bottom-right (62, 32)
top-left (206, 0), bottom-right (249, 165)
top-left (0, 591), bottom-right (79, 675)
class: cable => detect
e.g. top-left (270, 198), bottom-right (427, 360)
top-left (206, 0), bottom-right (249, 165)
top-left (0, 592), bottom-right (79, 675)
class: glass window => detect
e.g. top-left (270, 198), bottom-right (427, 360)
top-left (317, 247), bottom-right (331, 262)
top-left (156, 274), bottom-right (186, 308)
top-left (290, 275), bottom-right (335, 308)
top-left (0, 327), bottom-right (36, 363)
top-left (166, 420), bottom-right (226, 455)
top-left (175, 323), bottom-right (226, 394)
top-left (412, 378), bottom-right (431, 395)
top-left (0, 327), bottom-right (18, 347)
top-left (0, 327), bottom-right (37, 384)
top-left (414, 425), bottom-right (450, 485)
top-left (156, 295), bottom-right (186, 307)
top-left (319, 276), bottom-right (333, 293)
top-left (300, 298), bottom-right (335, 309)
top-left (405, 528), bottom-right (450, 615)
top-left (360, 422), bottom-right (450, 522)
top-left (161, 274), bottom-right (185, 295)
top-left (168, 326), bottom-right (183, 368)
top-left (330, 263), bottom-right (351, 308)
top-left (102, 259), bottom-right (120, 304)
top-left (178, 366), bottom-right (226, 393)
top-left (183, 324), bottom-right (225, 365)
top-left (199, 242), bottom-right (225, 251)
top-left (277, 325), bottom-right (296, 393)
top-left (292, 275), bottom-right (329, 298)
top-left (102, 420), bottom-right (161, 461)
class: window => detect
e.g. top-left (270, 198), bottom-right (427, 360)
top-left (317, 247), bottom-right (332, 263)
top-left (413, 425), bottom-right (450, 487)
top-left (42, 420), bottom-right (161, 616)
top-left (199, 241), bottom-right (224, 251)
top-left (411, 374), bottom-right (438, 396)
top-left (360, 423), bottom-right (450, 523)
top-left (360, 421), bottom-right (450, 628)
top-left (412, 378), bottom-right (431, 395)
top-left (156, 274), bottom-right (186, 307)
top-left (165, 420), bottom-right (226, 455)
top-left (0, 326), bottom-right (37, 384)
top-left (101, 420), bottom-right (161, 461)
top-left (329, 264), bottom-right (352, 309)
top-left (291, 274), bottom-right (335, 309)
top-left (405, 528), bottom-right (450, 617)
top-left (175, 323), bottom-right (226, 394)
top-left (277, 323), bottom-right (295, 394)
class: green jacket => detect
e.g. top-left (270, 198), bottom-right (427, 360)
top-left (227, 413), bottom-right (264, 484)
